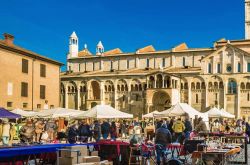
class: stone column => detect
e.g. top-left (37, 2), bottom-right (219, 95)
top-left (162, 76), bottom-right (165, 88)
top-left (77, 86), bottom-right (81, 110)
top-left (100, 81), bottom-right (105, 104)
top-left (188, 82), bottom-right (192, 105)
top-left (154, 75), bottom-right (157, 88)
top-left (205, 82), bottom-right (209, 108)
top-left (65, 84), bottom-right (69, 109)
top-left (236, 85), bottom-right (240, 119)
top-left (223, 81), bottom-right (228, 110)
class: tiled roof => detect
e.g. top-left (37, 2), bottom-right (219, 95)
top-left (103, 48), bottom-right (123, 55)
top-left (136, 45), bottom-right (155, 53)
top-left (78, 48), bottom-right (92, 57)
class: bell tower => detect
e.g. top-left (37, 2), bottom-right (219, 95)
top-left (245, 0), bottom-right (250, 39)
top-left (68, 31), bottom-right (79, 58)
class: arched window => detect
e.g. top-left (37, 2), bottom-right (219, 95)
top-left (196, 82), bottom-right (201, 89)
top-left (201, 82), bottom-right (205, 89)
top-left (208, 82), bottom-right (213, 89)
top-left (117, 85), bottom-right (120, 91)
top-left (241, 82), bottom-right (245, 90)
top-left (228, 80), bottom-right (237, 94)
top-left (121, 85), bottom-right (125, 91)
top-left (184, 83), bottom-right (188, 89)
top-left (246, 82), bottom-right (250, 89)
top-left (191, 82), bottom-right (195, 90)
top-left (104, 85), bottom-right (107, 92)
top-left (108, 85), bottom-right (111, 92)
top-left (219, 82), bottom-right (224, 89)
top-left (248, 93), bottom-right (250, 101)
top-left (214, 82), bottom-right (218, 89)
top-left (135, 84), bottom-right (139, 91)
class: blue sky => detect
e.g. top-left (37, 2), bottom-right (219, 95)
top-left (0, 0), bottom-right (244, 68)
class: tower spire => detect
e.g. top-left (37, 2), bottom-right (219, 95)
top-left (68, 31), bottom-right (79, 58)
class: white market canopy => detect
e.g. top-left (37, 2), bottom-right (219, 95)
top-left (11, 108), bottom-right (38, 117)
top-left (220, 108), bottom-right (235, 118)
top-left (72, 104), bottom-right (133, 119)
top-left (205, 107), bottom-right (235, 118)
top-left (206, 107), bottom-right (224, 118)
top-left (142, 111), bottom-right (161, 118)
top-left (35, 107), bottom-right (85, 118)
top-left (156, 102), bottom-right (208, 121)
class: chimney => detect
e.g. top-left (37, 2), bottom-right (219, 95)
top-left (3, 33), bottom-right (14, 45)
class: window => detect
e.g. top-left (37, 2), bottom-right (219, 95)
top-left (23, 103), bottom-right (28, 108)
top-left (127, 60), bottom-right (129, 69)
top-left (37, 104), bottom-right (41, 109)
top-left (162, 58), bottom-right (165, 67)
top-left (110, 61), bottom-right (113, 70)
top-left (196, 94), bottom-right (199, 103)
top-left (7, 102), bottom-right (12, 108)
top-left (228, 80), bottom-right (237, 94)
top-left (21, 82), bottom-right (28, 97)
top-left (93, 62), bottom-right (95, 71)
top-left (227, 65), bottom-right (232, 72)
top-left (146, 58), bottom-right (149, 68)
top-left (248, 93), bottom-right (250, 101)
top-left (40, 85), bottom-right (46, 99)
top-left (238, 63), bottom-right (241, 72)
top-left (248, 63), bottom-right (250, 72)
top-left (217, 63), bottom-right (221, 73)
top-left (78, 64), bottom-right (81, 72)
top-left (208, 63), bottom-right (212, 73)
top-left (22, 59), bottom-right (28, 73)
top-left (183, 57), bottom-right (186, 66)
top-left (40, 64), bottom-right (46, 77)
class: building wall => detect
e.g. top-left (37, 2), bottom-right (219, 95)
top-left (0, 47), bottom-right (60, 110)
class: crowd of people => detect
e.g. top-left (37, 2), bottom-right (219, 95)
top-left (0, 115), bottom-right (249, 150)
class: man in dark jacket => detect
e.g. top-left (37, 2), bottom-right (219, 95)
top-left (79, 120), bottom-right (92, 143)
top-left (184, 115), bottom-right (192, 140)
top-left (67, 122), bottom-right (79, 144)
top-left (155, 124), bottom-right (172, 165)
top-left (101, 120), bottom-right (110, 139)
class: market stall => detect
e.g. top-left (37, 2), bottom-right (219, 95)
top-left (11, 108), bottom-right (37, 118)
top-left (72, 104), bottom-right (133, 119)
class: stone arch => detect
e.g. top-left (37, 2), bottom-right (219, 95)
top-left (90, 80), bottom-right (100, 99)
top-left (152, 91), bottom-right (171, 111)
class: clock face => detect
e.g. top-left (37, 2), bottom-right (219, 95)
top-left (227, 65), bottom-right (232, 72)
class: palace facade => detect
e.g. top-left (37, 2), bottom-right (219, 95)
top-left (60, 0), bottom-right (250, 119)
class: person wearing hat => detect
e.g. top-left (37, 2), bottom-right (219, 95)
top-left (2, 119), bottom-right (10, 145)
top-left (195, 117), bottom-right (208, 133)
top-left (19, 120), bottom-right (35, 143)
top-left (67, 120), bottom-right (79, 144)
